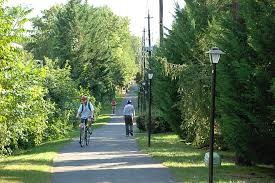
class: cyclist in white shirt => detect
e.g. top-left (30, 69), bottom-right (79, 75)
top-left (76, 96), bottom-right (95, 134)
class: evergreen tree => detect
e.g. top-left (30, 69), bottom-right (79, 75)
top-left (153, 0), bottom-right (275, 165)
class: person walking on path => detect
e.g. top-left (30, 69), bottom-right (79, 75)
top-left (123, 100), bottom-right (135, 136)
top-left (111, 98), bottom-right (117, 114)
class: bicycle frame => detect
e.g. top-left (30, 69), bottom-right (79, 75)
top-left (79, 122), bottom-right (92, 147)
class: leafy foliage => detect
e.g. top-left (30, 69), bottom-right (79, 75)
top-left (0, 0), bottom-right (139, 154)
top-left (43, 58), bottom-right (79, 139)
top-left (27, 0), bottom-right (139, 102)
top-left (0, 2), bottom-right (49, 153)
top-left (152, 0), bottom-right (275, 165)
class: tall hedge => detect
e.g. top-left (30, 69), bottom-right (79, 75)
top-left (0, 2), bottom-right (92, 154)
top-left (153, 0), bottom-right (275, 165)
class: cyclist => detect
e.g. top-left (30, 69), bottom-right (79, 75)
top-left (76, 96), bottom-right (95, 142)
top-left (111, 98), bottom-right (117, 114)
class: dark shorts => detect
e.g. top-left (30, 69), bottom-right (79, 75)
top-left (81, 118), bottom-right (88, 125)
top-left (124, 115), bottom-right (133, 125)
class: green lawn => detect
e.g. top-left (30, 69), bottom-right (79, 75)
top-left (136, 133), bottom-right (275, 183)
top-left (0, 112), bottom-right (109, 183)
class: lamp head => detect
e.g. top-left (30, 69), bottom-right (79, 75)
top-left (206, 47), bottom-right (225, 64)
top-left (148, 73), bottom-right (153, 80)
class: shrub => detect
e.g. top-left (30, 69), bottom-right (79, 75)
top-left (0, 48), bottom-right (51, 154)
top-left (136, 115), bottom-right (146, 131)
top-left (152, 116), bottom-right (172, 133)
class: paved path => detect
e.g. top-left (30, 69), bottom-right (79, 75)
top-left (52, 86), bottom-right (176, 183)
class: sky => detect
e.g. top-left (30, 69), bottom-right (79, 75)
top-left (6, 0), bottom-right (185, 44)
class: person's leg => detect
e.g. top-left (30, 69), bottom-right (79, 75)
top-left (125, 123), bottom-right (129, 136)
top-left (79, 118), bottom-right (85, 143)
top-left (87, 119), bottom-right (92, 134)
top-left (84, 119), bottom-right (89, 137)
top-left (125, 116), bottom-right (130, 136)
top-left (84, 119), bottom-right (88, 126)
top-left (129, 124), bottom-right (133, 136)
top-left (129, 117), bottom-right (133, 136)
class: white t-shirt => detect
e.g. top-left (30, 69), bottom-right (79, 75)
top-left (78, 102), bottom-right (94, 119)
top-left (123, 104), bottom-right (135, 117)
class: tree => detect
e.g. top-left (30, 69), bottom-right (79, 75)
top-left (152, 0), bottom-right (275, 165)
top-left (27, 0), bottom-right (139, 102)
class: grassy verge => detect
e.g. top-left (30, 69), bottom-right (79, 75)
top-left (0, 108), bottom-right (109, 183)
top-left (0, 130), bottom-right (77, 183)
top-left (136, 133), bottom-right (275, 183)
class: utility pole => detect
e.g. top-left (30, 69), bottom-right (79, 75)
top-left (140, 29), bottom-right (147, 115)
top-left (159, 0), bottom-right (163, 46)
top-left (145, 10), bottom-right (153, 147)
top-left (143, 11), bottom-right (152, 116)
top-left (146, 11), bottom-right (153, 58)
top-left (232, 0), bottom-right (239, 21)
top-left (142, 28), bottom-right (146, 80)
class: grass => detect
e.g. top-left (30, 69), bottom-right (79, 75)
top-left (0, 108), bottom-right (110, 183)
top-left (0, 132), bottom-right (75, 183)
top-left (136, 133), bottom-right (275, 183)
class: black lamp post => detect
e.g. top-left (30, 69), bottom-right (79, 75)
top-left (142, 82), bottom-right (146, 114)
top-left (138, 86), bottom-right (141, 114)
top-left (206, 47), bottom-right (224, 183)
top-left (148, 71), bottom-right (153, 147)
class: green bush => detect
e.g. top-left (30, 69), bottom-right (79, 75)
top-left (43, 58), bottom-right (79, 139)
top-left (151, 116), bottom-right (172, 134)
top-left (136, 115), bottom-right (146, 131)
top-left (150, 57), bottom-right (183, 136)
top-left (0, 49), bottom-right (51, 154)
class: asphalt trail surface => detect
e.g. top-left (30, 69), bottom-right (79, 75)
top-left (52, 86), bottom-right (176, 183)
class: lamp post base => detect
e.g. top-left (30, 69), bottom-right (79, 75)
top-left (204, 152), bottom-right (221, 167)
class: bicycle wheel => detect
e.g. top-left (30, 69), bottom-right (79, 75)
top-left (85, 128), bottom-right (90, 146)
top-left (80, 124), bottom-right (85, 147)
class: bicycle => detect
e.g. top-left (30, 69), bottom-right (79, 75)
top-left (79, 119), bottom-right (92, 147)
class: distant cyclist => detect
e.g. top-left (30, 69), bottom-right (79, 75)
top-left (76, 96), bottom-right (95, 136)
top-left (111, 98), bottom-right (117, 114)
